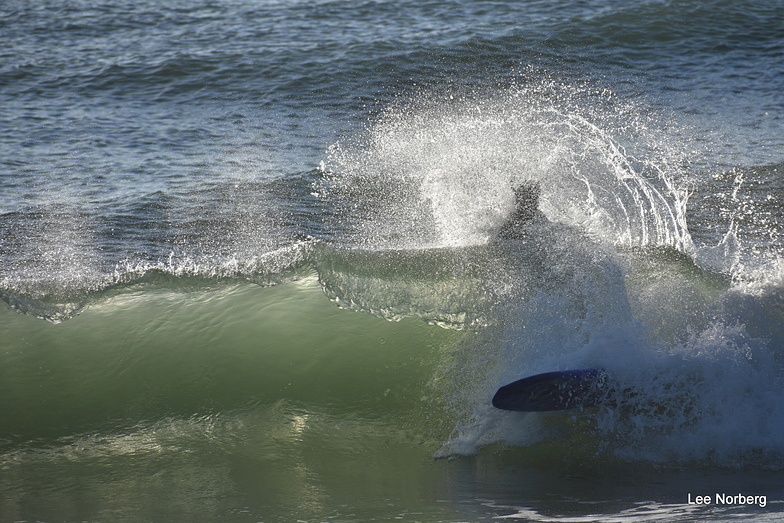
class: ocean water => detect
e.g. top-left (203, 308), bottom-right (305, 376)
top-left (2, 0), bottom-right (784, 521)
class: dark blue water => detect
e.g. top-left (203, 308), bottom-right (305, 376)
top-left (2, 0), bottom-right (784, 521)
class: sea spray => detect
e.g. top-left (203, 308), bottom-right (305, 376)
top-left (319, 80), bottom-right (693, 252)
top-left (330, 85), bottom-right (784, 469)
top-left (436, 243), bottom-right (784, 467)
top-left (1, 241), bottom-right (317, 322)
top-left (3, 0), bottom-right (784, 519)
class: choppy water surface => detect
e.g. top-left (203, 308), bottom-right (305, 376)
top-left (2, 0), bottom-right (784, 521)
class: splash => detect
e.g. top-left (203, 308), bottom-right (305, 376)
top-left (0, 176), bottom-right (312, 322)
top-left (433, 236), bottom-right (784, 468)
top-left (320, 80), bottom-right (692, 251)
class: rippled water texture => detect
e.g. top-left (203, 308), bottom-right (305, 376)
top-left (2, 0), bottom-right (784, 521)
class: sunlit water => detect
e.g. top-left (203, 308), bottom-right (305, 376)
top-left (2, 0), bottom-right (784, 521)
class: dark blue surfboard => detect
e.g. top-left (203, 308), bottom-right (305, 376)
top-left (492, 369), bottom-right (609, 411)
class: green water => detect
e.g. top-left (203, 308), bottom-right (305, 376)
top-left (1, 275), bottom-right (463, 436)
top-left (3, 247), bottom-right (784, 522)
top-left (1, 275), bottom-right (480, 521)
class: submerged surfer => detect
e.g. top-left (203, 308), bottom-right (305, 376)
top-left (497, 182), bottom-right (545, 239)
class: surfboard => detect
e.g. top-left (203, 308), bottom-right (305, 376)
top-left (492, 369), bottom-right (609, 411)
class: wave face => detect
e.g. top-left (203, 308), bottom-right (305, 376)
top-left (4, 236), bottom-right (784, 521)
top-left (2, 0), bottom-right (784, 521)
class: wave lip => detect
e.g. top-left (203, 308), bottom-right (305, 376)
top-left (1, 241), bottom-right (316, 322)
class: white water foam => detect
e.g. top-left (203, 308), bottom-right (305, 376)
top-left (437, 245), bottom-right (784, 467)
top-left (328, 84), bottom-right (784, 468)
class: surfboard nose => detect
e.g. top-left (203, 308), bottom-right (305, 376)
top-left (492, 369), bottom-right (609, 411)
